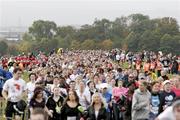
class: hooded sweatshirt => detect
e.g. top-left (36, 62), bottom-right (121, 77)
top-left (132, 89), bottom-right (151, 120)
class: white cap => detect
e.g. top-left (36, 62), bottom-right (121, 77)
top-left (100, 83), bottom-right (109, 89)
top-left (162, 80), bottom-right (171, 86)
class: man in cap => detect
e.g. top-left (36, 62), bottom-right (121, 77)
top-left (100, 83), bottom-right (112, 120)
top-left (100, 83), bottom-right (112, 103)
top-left (158, 80), bottom-right (176, 114)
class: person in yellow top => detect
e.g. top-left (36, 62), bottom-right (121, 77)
top-left (57, 48), bottom-right (63, 55)
top-left (151, 71), bottom-right (158, 81)
top-left (145, 71), bottom-right (157, 82)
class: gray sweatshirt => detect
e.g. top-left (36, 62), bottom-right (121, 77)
top-left (132, 89), bottom-right (151, 120)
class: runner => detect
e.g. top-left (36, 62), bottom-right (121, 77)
top-left (2, 68), bottom-right (27, 120)
top-left (0, 50), bottom-right (179, 120)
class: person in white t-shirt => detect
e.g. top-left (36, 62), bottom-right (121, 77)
top-left (27, 73), bottom-right (36, 103)
top-left (116, 54), bottom-right (120, 62)
top-left (2, 68), bottom-right (27, 120)
top-left (69, 70), bottom-right (79, 81)
top-left (120, 52), bottom-right (126, 63)
top-left (76, 81), bottom-right (91, 110)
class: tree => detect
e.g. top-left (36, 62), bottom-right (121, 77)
top-left (128, 14), bottom-right (149, 24)
top-left (56, 26), bottom-right (76, 38)
top-left (22, 32), bottom-right (33, 41)
top-left (128, 14), bottom-right (150, 34)
top-left (7, 45), bottom-right (19, 55)
top-left (39, 38), bottom-right (59, 53)
top-left (154, 17), bottom-right (179, 36)
top-left (75, 24), bottom-right (95, 41)
top-left (138, 30), bottom-right (160, 51)
top-left (81, 39), bottom-right (96, 50)
top-left (16, 14), bottom-right (180, 54)
top-left (18, 41), bottom-right (31, 53)
top-left (171, 35), bottom-right (180, 54)
top-left (101, 39), bottom-right (113, 50)
top-left (93, 19), bottom-right (112, 40)
top-left (0, 41), bottom-right (8, 55)
top-left (125, 32), bottom-right (140, 51)
top-left (159, 34), bottom-right (173, 53)
top-left (29, 20), bottom-right (57, 39)
top-left (70, 40), bottom-right (81, 49)
top-left (159, 34), bottom-right (180, 54)
top-left (110, 16), bottom-right (128, 38)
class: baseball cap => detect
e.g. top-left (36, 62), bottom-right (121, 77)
top-left (162, 80), bottom-right (171, 86)
top-left (100, 83), bottom-right (109, 89)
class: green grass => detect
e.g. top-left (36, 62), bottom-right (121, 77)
top-left (0, 98), bottom-right (6, 120)
top-left (121, 61), bottom-right (129, 69)
top-left (22, 71), bottom-right (29, 82)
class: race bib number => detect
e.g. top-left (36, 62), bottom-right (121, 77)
top-left (67, 116), bottom-right (76, 120)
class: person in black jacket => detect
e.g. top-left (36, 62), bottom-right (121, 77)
top-left (60, 90), bottom-right (83, 120)
top-left (29, 86), bottom-right (53, 118)
top-left (46, 87), bottom-right (64, 120)
top-left (171, 58), bottom-right (179, 74)
top-left (84, 92), bottom-right (108, 120)
top-left (159, 80), bottom-right (176, 114)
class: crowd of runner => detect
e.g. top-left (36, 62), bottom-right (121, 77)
top-left (0, 49), bottom-right (180, 120)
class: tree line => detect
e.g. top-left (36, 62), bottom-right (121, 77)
top-left (1, 13), bottom-right (180, 55)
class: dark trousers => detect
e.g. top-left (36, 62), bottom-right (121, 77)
top-left (5, 101), bottom-right (22, 120)
top-left (112, 103), bottom-right (124, 120)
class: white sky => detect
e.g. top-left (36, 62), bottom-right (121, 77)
top-left (0, 0), bottom-right (180, 27)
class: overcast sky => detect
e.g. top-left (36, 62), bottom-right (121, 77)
top-left (0, 0), bottom-right (180, 27)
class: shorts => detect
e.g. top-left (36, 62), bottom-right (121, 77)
top-left (5, 101), bottom-right (21, 119)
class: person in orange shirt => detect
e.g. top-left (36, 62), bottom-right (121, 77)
top-left (19, 62), bottom-right (24, 70)
top-left (135, 60), bottom-right (142, 74)
top-left (143, 60), bottom-right (150, 72)
top-left (150, 59), bottom-right (157, 73)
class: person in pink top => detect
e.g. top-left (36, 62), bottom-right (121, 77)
top-left (171, 76), bottom-right (180, 97)
top-left (112, 80), bottom-right (128, 120)
top-left (112, 81), bottom-right (129, 103)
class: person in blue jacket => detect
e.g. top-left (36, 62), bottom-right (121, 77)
top-left (0, 67), bottom-right (6, 97)
top-left (3, 66), bottom-right (13, 80)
